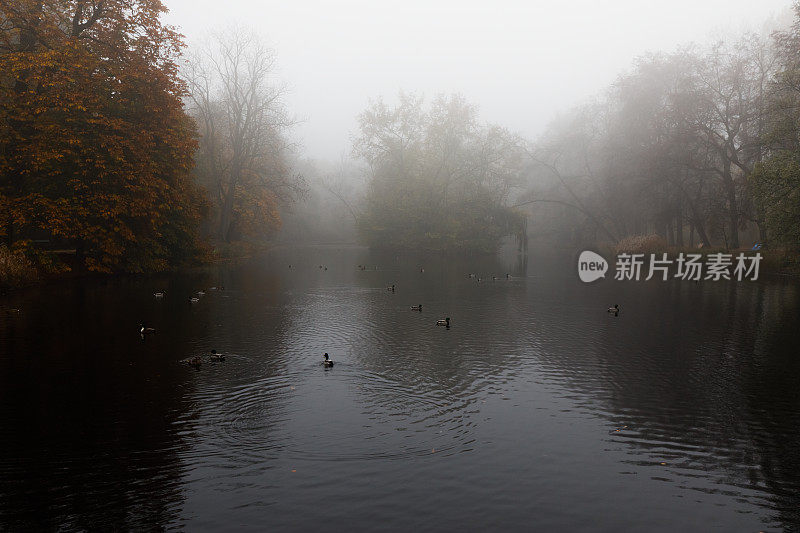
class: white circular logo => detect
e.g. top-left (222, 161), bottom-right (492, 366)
top-left (578, 251), bottom-right (608, 283)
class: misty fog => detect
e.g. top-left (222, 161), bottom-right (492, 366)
top-left (4, 1), bottom-right (800, 530)
top-left (167, 0), bottom-right (791, 160)
top-left (161, 0), bottom-right (795, 248)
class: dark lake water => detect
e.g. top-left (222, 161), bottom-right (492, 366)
top-left (1, 245), bottom-right (799, 531)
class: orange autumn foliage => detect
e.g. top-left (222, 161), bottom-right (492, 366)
top-left (0, 0), bottom-right (207, 272)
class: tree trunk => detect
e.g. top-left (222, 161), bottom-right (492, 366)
top-left (722, 160), bottom-right (739, 249)
top-left (666, 218), bottom-right (674, 246)
top-left (695, 219), bottom-right (712, 248)
top-left (682, 190), bottom-right (711, 247)
top-left (219, 178), bottom-right (238, 243)
top-left (756, 220), bottom-right (767, 244)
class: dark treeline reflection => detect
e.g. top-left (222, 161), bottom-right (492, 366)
top-left (0, 279), bottom-right (190, 529)
top-left (0, 245), bottom-right (798, 531)
top-left (0, 265), bottom-right (296, 530)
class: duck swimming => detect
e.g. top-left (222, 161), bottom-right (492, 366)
top-left (436, 317), bottom-right (450, 327)
top-left (411, 304), bottom-right (422, 311)
top-left (607, 304), bottom-right (620, 315)
top-left (322, 353), bottom-right (334, 368)
top-left (189, 297), bottom-right (200, 304)
top-left (139, 322), bottom-right (156, 335)
top-left (210, 349), bottom-right (225, 362)
top-left (187, 355), bottom-right (202, 368)
top-left (154, 292), bottom-right (165, 299)
top-left (388, 284), bottom-right (395, 292)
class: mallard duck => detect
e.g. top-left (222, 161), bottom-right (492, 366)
top-left (607, 304), bottom-right (620, 314)
top-left (436, 317), bottom-right (450, 327)
top-left (322, 353), bottom-right (334, 368)
top-left (139, 322), bottom-right (156, 335)
top-left (210, 349), bottom-right (225, 362)
top-left (387, 284), bottom-right (395, 292)
top-left (154, 292), bottom-right (165, 299)
top-left (411, 304), bottom-right (422, 311)
top-left (189, 297), bottom-right (200, 304)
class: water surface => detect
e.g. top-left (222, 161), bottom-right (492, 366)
top-left (1, 245), bottom-right (799, 531)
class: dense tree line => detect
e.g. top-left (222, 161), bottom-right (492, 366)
top-left (521, 7), bottom-right (800, 252)
top-left (4, 0), bottom-right (800, 279)
top-left (353, 93), bottom-right (526, 253)
top-left (0, 3), bottom-right (301, 275)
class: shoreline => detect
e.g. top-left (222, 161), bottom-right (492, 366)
top-left (3, 242), bottom-right (798, 294)
top-left (0, 241), bottom-right (276, 293)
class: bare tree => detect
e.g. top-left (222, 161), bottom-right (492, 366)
top-left (521, 34), bottom-right (779, 250)
top-left (185, 27), bottom-right (302, 243)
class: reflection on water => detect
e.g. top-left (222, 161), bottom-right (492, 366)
top-left (0, 245), bottom-right (798, 531)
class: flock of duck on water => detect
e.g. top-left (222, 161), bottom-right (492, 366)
top-left (140, 286), bottom-right (229, 369)
top-left (139, 263), bottom-right (620, 370)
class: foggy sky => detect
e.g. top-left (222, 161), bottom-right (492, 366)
top-left (163, 0), bottom-right (793, 161)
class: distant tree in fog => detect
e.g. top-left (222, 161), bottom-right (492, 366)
top-left (751, 2), bottom-right (800, 251)
top-left (521, 30), bottom-right (781, 251)
top-left (185, 27), bottom-right (302, 244)
top-left (353, 93), bottom-right (526, 252)
top-left (277, 156), bottom-right (364, 244)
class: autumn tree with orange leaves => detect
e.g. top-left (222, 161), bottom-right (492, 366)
top-left (0, 0), bottom-right (207, 272)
